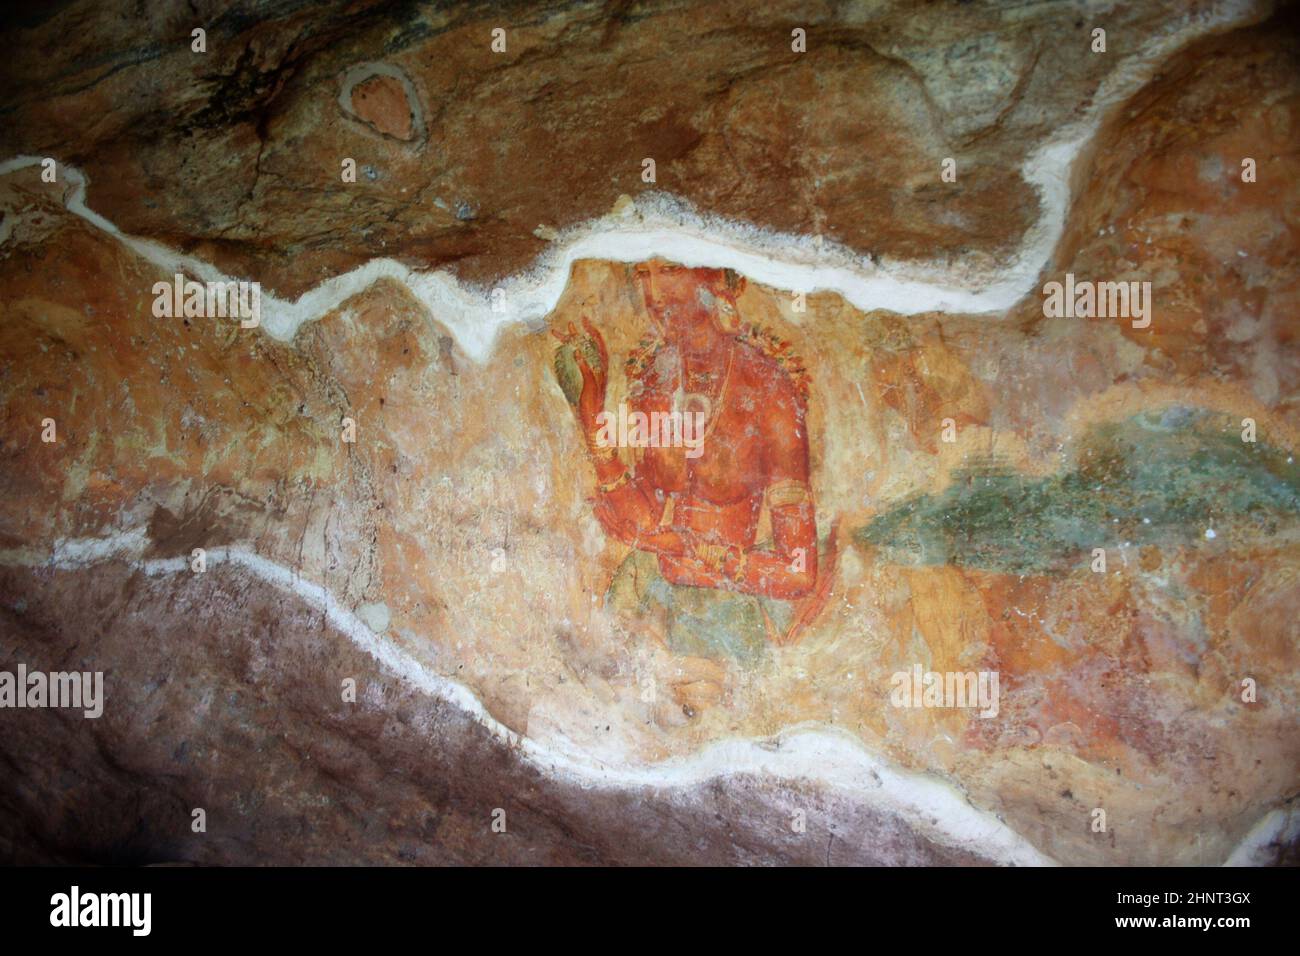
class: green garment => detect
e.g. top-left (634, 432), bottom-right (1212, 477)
top-left (606, 549), bottom-right (796, 664)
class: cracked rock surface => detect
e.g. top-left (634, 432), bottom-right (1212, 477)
top-left (0, 0), bottom-right (1297, 866)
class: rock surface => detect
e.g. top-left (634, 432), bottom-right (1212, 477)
top-left (0, 0), bottom-right (1297, 866)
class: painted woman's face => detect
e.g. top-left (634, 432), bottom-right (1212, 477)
top-left (634, 260), bottom-right (719, 355)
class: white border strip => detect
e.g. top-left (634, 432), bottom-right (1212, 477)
top-left (0, 0), bottom-right (1277, 866)
top-left (7, 529), bottom-right (1054, 866)
top-left (10, 531), bottom-right (1285, 866)
top-left (0, 1), bottom-right (1259, 363)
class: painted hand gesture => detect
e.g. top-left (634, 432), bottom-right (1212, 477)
top-left (551, 316), bottom-right (609, 436)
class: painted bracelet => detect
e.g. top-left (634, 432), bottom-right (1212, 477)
top-left (727, 548), bottom-right (749, 584)
top-left (597, 469), bottom-right (631, 494)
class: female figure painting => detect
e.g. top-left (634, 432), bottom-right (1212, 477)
top-left (554, 260), bottom-right (838, 705)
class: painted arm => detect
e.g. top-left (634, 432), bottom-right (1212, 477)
top-left (554, 318), bottom-right (690, 556)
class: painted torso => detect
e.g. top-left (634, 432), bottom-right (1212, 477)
top-left (629, 339), bottom-right (805, 550)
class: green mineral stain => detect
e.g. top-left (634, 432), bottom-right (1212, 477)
top-left (856, 407), bottom-right (1299, 573)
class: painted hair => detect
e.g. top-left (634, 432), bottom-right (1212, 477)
top-left (625, 264), bottom-right (808, 400)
